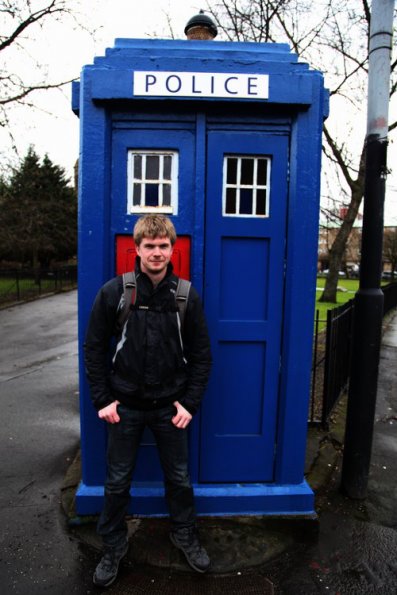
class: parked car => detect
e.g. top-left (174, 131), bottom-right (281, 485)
top-left (382, 271), bottom-right (397, 280)
top-left (320, 269), bottom-right (346, 277)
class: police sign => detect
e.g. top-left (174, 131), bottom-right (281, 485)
top-left (133, 71), bottom-right (269, 100)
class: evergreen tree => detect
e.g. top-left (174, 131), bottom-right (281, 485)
top-left (0, 147), bottom-right (77, 267)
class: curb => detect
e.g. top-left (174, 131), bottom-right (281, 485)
top-left (305, 393), bottom-right (346, 497)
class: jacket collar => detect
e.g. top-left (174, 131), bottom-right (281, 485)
top-left (134, 256), bottom-right (174, 283)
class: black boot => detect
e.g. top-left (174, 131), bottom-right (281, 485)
top-left (93, 540), bottom-right (129, 587)
top-left (170, 526), bottom-right (210, 573)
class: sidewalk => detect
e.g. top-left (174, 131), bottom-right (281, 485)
top-left (61, 310), bottom-right (397, 593)
top-left (1, 291), bottom-right (396, 594)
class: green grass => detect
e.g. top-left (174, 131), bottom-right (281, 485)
top-left (0, 276), bottom-right (54, 292)
top-left (314, 278), bottom-right (358, 330)
top-left (0, 274), bottom-right (65, 305)
top-left (314, 277), bottom-right (389, 330)
top-left (315, 277), bottom-right (359, 319)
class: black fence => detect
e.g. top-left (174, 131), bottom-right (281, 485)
top-left (0, 266), bottom-right (77, 305)
top-left (310, 281), bottom-right (397, 427)
top-left (383, 281), bottom-right (397, 315)
top-left (321, 299), bottom-right (354, 426)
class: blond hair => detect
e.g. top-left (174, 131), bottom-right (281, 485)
top-left (133, 214), bottom-right (177, 246)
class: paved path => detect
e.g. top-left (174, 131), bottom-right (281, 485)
top-left (0, 292), bottom-right (94, 594)
top-left (264, 309), bottom-right (397, 593)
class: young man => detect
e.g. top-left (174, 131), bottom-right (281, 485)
top-left (84, 214), bottom-right (212, 587)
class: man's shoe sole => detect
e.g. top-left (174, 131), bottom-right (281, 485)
top-left (93, 571), bottom-right (118, 588)
top-left (169, 533), bottom-right (210, 574)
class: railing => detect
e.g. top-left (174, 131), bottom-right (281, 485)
top-left (310, 281), bottom-right (397, 427)
top-left (0, 266), bottom-right (77, 305)
top-left (383, 281), bottom-right (397, 316)
top-left (321, 299), bottom-right (354, 426)
top-left (309, 310), bottom-right (327, 424)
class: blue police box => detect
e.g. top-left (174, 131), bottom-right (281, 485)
top-left (73, 35), bottom-right (328, 516)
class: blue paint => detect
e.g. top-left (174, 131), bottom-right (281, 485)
top-left (74, 37), bottom-right (326, 516)
top-left (75, 481), bottom-right (315, 516)
top-left (201, 132), bottom-right (288, 483)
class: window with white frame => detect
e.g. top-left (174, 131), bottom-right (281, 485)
top-left (223, 155), bottom-right (271, 217)
top-left (127, 150), bottom-right (178, 214)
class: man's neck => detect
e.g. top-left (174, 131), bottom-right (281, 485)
top-left (141, 266), bottom-right (167, 287)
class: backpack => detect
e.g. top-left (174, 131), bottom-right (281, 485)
top-left (116, 271), bottom-right (191, 335)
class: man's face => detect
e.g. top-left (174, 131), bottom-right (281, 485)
top-left (135, 236), bottom-right (173, 277)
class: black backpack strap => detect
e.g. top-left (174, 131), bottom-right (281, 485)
top-left (116, 271), bottom-right (136, 333)
top-left (115, 273), bottom-right (190, 335)
top-left (175, 278), bottom-right (191, 331)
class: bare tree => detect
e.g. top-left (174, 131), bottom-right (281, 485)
top-left (206, 0), bottom-right (397, 302)
top-left (0, 0), bottom-right (93, 153)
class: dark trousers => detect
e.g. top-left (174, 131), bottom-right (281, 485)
top-left (97, 403), bottom-right (196, 548)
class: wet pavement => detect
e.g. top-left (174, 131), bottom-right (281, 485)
top-left (0, 292), bottom-right (93, 594)
top-left (0, 290), bottom-right (397, 594)
top-left (262, 308), bottom-right (397, 594)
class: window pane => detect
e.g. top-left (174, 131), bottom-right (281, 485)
top-left (225, 188), bottom-right (236, 214)
top-left (163, 184), bottom-right (171, 206)
top-left (163, 156), bottom-right (172, 180)
top-left (146, 156), bottom-right (159, 180)
top-left (240, 189), bottom-right (253, 214)
top-left (145, 184), bottom-right (159, 206)
top-left (133, 183), bottom-right (141, 206)
top-left (227, 158), bottom-right (238, 184)
top-left (134, 155), bottom-right (142, 179)
top-left (256, 190), bottom-right (267, 215)
top-left (241, 159), bottom-right (254, 185)
top-left (257, 159), bottom-right (268, 185)
top-left (128, 150), bottom-right (178, 214)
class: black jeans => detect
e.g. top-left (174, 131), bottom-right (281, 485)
top-left (97, 403), bottom-right (196, 548)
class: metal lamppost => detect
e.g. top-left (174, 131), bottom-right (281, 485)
top-left (341, 0), bottom-right (395, 499)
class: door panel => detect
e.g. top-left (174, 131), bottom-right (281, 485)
top-left (111, 127), bottom-right (196, 482)
top-left (115, 235), bottom-right (191, 278)
top-left (200, 132), bottom-right (289, 482)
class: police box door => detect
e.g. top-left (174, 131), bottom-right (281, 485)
top-left (200, 131), bottom-right (289, 482)
top-left (111, 123), bottom-right (196, 483)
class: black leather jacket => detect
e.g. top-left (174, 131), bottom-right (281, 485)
top-left (84, 259), bottom-right (212, 415)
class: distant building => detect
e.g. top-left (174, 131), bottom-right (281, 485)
top-left (318, 206), bottom-right (397, 275)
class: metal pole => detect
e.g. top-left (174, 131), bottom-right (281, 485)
top-left (341, 0), bottom-right (394, 499)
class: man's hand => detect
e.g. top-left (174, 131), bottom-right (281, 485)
top-left (98, 401), bottom-right (120, 424)
top-left (172, 401), bottom-right (192, 429)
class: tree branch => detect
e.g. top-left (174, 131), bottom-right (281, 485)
top-left (0, 77), bottom-right (76, 106)
top-left (323, 124), bottom-right (357, 190)
top-left (0, 1), bottom-right (65, 52)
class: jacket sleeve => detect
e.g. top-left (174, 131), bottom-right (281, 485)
top-left (179, 286), bottom-right (212, 415)
top-left (83, 278), bottom-right (121, 411)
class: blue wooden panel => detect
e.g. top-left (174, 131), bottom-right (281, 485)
top-left (75, 480), bottom-right (315, 516)
top-left (86, 39), bottom-right (318, 107)
top-left (77, 74), bottom-right (112, 486)
top-left (110, 126), bottom-right (196, 236)
top-left (275, 75), bottom-right (326, 484)
top-left (220, 238), bottom-right (269, 320)
top-left (217, 342), bottom-right (265, 435)
top-left (89, 69), bottom-right (314, 106)
top-left (110, 124), bottom-right (197, 482)
top-left (200, 131), bottom-right (289, 482)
